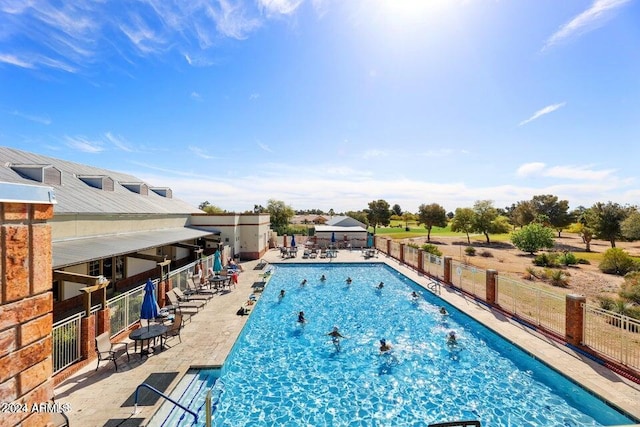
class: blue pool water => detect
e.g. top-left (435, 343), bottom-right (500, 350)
top-left (158, 264), bottom-right (635, 426)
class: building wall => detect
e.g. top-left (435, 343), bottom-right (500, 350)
top-left (51, 214), bottom-right (190, 240)
top-left (190, 213), bottom-right (270, 260)
top-left (0, 200), bottom-right (57, 426)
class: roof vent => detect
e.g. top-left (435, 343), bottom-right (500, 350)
top-left (150, 187), bottom-right (172, 198)
top-left (78, 175), bottom-right (114, 191)
top-left (120, 182), bottom-right (148, 196)
top-left (10, 164), bottom-right (62, 185)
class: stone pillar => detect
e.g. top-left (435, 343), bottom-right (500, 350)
top-left (0, 188), bottom-right (57, 426)
top-left (80, 315), bottom-right (96, 360)
top-left (443, 256), bottom-right (452, 284)
top-left (399, 243), bottom-right (405, 263)
top-left (566, 294), bottom-right (586, 347)
top-left (158, 281), bottom-right (167, 307)
top-left (386, 239), bottom-right (391, 256)
top-left (97, 308), bottom-right (110, 335)
top-left (486, 269), bottom-right (498, 306)
top-left (417, 249), bottom-right (424, 273)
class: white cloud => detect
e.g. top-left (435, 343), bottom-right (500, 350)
top-left (516, 162), bottom-right (546, 177)
top-left (188, 145), bottom-right (214, 159)
top-left (65, 136), bottom-right (104, 153)
top-left (543, 0), bottom-right (631, 50)
top-left (363, 149), bottom-right (387, 159)
top-left (257, 142), bottom-right (273, 152)
top-left (191, 91), bottom-right (202, 100)
top-left (249, 93), bottom-right (260, 100)
top-left (105, 132), bottom-right (133, 152)
top-left (258, 0), bottom-right (304, 17)
top-left (518, 102), bottom-right (566, 126)
top-left (0, 53), bottom-right (35, 68)
top-left (9, 110), bottom-right (52, 125)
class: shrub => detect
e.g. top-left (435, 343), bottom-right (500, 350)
top-left (577, 258), bottom-right (590, 265)
top-left (523, 266), bottom-right (540, 280)
top-left (479, 250), bottom-right (493, 258)
top-left (620, 271), bottom-right (640, 305)
top-left (533, 253), bottom-right (560, 267)
top-left (421, 244), bottom-right (442, 257)
top-left (548, 269), bottom-right (568, 287)
top-left (559, 252), bottom-right (578, 266)
top-left (464, 246), bottom-right (476, 256)
top-left (510, 223), bottom-right (555, 254)
top-left (598, 248), bottom-right (639, 276)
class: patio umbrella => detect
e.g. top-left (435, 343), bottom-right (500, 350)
top-left (331, 232), bottom-right (336, 244)
top-left (213, 251), bottom-right (223, 273)
top-left (291, 235), bottom-right (296, 247)
top-left (140, 278), bottom-right (159, 331)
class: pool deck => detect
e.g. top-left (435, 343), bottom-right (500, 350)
top-left (54, 248), bottom-right (640, 426)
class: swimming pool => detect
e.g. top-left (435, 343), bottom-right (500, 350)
top-left (156, 263), bottom-right (636, 426)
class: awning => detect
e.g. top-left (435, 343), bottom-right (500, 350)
top-left (52, 227), bottom-right (219, 268)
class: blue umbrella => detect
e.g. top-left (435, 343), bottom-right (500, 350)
top-left (213, 251), bottom-right (223, 273)
top-left (140, 278), bottom-right (159, 331)
top-left (331, 232), bottom-right (336, 244)
top-left (291, 235), bottom-right (296, 247)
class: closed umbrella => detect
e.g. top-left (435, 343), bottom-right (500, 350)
top-left (291, 235), bottom-right (296, 247)
top-left (140, 278), bottom-right (159, 331)
top-left (213, 251), bottom-right (223, 273)
top-left (331, 232), bottom-right (336, 244)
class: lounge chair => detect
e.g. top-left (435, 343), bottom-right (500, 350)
top-left (174, 287), bottom-right (209, 305)
top-left (319, 249), bottom-right (327, 259)
top-left (163, 313), bottom-right (183, 346)
top-left (166, 290), bottom-right (203, 314)
top-left (95, 331), bottom-right (129, 371)
top-left (186, 278), bottom-right (215, 298)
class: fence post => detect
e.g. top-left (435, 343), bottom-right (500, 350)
top-left (417, 249), bottom-right (424, 273)
top-left (81, 314), bottom-right (96, 360)
top-left (443, 256), bottom-right (452, 284)
top-left (386, 238), bottom-right (391, 256)
top-left (400, 243), bottom-right (405, 263)
top-left (486, 269), bottom-right (498, 306)
top-left (566, 294), bottom-right (586, 347)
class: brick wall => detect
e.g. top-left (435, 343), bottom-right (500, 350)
top-left (0, 201), bottom-right (57, 426)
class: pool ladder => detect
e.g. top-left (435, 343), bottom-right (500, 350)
top-left (426, 279), bottom-right (441, 295)
top-left (132, 383), bottom-right (199, 425)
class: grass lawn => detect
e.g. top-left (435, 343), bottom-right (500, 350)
top-left (371, 223), bottom-right (512, 243)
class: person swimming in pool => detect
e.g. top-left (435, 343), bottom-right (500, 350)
top-left (440, 306), bottom-right (449, 316)
top-left (447, 331), bottom-right (458, 346)
top-left (298, 311), bottom-right (306, 324)
top-left (377, 282), bottom-right (384, 289)
top-left (379, 339), bottom-right (392, 353)
top-left (300, 279), bottom-right (307, 286)
top-left (346, 277), bottom-right (352, 284)
top-left (411, 291), bottom-right (419, 300)
top-left (320, 274), bottom-right (327, 281)
top-left (279, 289), bottom-right (286, 299)
top-left (327, 326), bottom-right (345, 351)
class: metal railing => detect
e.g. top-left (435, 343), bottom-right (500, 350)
top-left (583, 305), bottom-right (640, 371)
top-left (107, 283), bottom-right (147, 337)
top-left (450, 260), bottom-right (487, 301)
top-left (52, 313), bottom-right (83, 373)
top-left (496, 275), bottom-right (566, 336)
top-left (133, 383), bottom-right (198, 425)
top-left (403, 245), bottom-right (419, 270)
top-left (422, 252), bottom-right (444, 280)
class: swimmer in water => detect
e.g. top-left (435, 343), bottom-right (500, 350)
top-left (327, 326), bottom-right (345, 351)
top-left (298, 311), bottom-right (306, 324)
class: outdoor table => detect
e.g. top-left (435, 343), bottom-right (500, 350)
top-left (209, 275), bottom-right (228, 289)
top-left (129, 324), bottom-right (168, 356)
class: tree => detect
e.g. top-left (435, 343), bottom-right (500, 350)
top-left (568, 207), bottom-right (594, 252)
top-left (253, 204), bottom-right (266, 213)
top-left (450, 207), bottom-right (475, 244)
top-left (328, 208), bottom-right (335, 217)
top-left (511, 200), bottom-right (537, 228)
top-left (471, 200), bottom-right (511, 244)
top-left (531, 194), bottom-right (573, 237)
top-left (587, 202), bottom-right (628, 248)
top-left (510, 223), bottom-right (555, 254)
top-left (391, 204), bottom-right (403, 216)
top-left (621, 209), bottom-right (640, 241)
top-left (417, 203), bottom-right (448, 242)
top-left (198, 201), bottom-right (224, 213)
top-left (366, 199), bottom-right (391, 234)
top-left (401, 212), bottom-right (416, 229)
top-left (267, 199), bottom-right (295, 235)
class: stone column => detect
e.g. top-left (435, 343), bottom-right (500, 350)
top-left (566, 294), bottom-right (586, 347)
top-left (417, 249), bottom-right (424, 273)
top-left (399, 243), bottom-right (405, 263)
top-left (0, 187), bottom-right (57, 426)
top-left (80, 315), bottom-right (96, 360)
top-left (97, 308), bottom-right (110, 335)
top-left (486, 269), bottom-right (498, 306)
top-left (386, 239), bottom-right (391, 256)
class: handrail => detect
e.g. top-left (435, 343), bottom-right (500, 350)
top-left (132, 383), bottom-right (198, 425)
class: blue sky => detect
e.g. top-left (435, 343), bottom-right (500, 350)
top-left (1, 0), bottom-right (639, 214)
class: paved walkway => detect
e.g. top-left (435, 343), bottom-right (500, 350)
top-left (54, 248), bottom-right (640, 426)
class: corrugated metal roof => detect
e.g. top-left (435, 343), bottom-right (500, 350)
top-left (52, 227), bottom-right (218, 268)
top-left (0, 147), bottom-right (201, 215)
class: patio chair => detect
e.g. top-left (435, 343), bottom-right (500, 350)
top-left (186, 278), bottom-right (215, 299)
top-left (163, 313), bottom-right (183, 346)
top-left (166, 290), bottom-right (203, 314)
top-left (95, 331), bottom-right (129, 371)
top-left (173, 287), bottom-right (208, 306)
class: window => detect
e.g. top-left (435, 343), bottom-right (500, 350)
top-left (88, 260), bottom-right (100, 276)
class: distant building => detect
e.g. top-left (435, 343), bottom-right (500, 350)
top-left (291, 214), bottom-right (328, 225)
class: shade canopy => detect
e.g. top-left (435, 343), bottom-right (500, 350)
top-left (140, 278), bottom-right (159, 330)
top-left (213, 251), bottom-right (223, 272)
